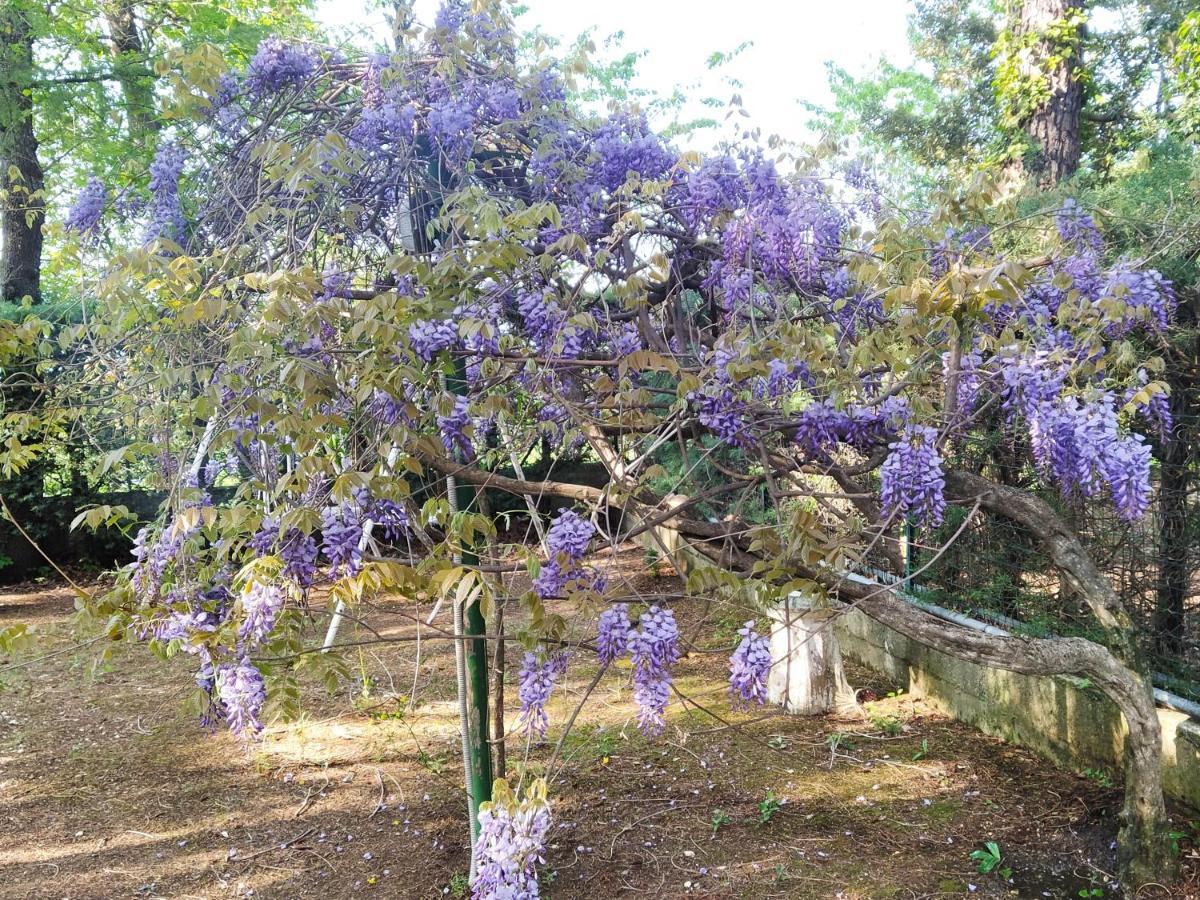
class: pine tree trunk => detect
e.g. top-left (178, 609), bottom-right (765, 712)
top-left (1009, 0), bottom-right (1084, 187)
top-left (1155, 293), bottom-right (1198, 655)
top-left (0, 3), bottom-right (44, 304)
top-left (105, 2), bottom-right (158, 142)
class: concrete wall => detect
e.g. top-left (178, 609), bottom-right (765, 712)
top-left (835, 606), bottom-right (1200, 809)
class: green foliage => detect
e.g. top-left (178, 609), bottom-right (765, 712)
top-left (815, 0), bottom-right (1196, 193)
top-left (811, 0), bottom-right (1003, 190)
top-left (755, 790), bottom-right (782, 826)
top-left (970, 840), bottom-right (1010, 878)
top-left (709, 808), bottom-right (731, 834)
top-left (868, 711), bottom-right (903, 736)
top-left (826, 732), bottom-right (855, 754)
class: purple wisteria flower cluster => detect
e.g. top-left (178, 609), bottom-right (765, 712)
top-left (238, 581), bottom-right (285, 648)
top-left (532, 509), bottom-right (603, 598)
top-left (320, 503), bottom-right (365, 575)
top-left (216, 659), bottom-right (268, 740)
top-left (516, 649), bottom-right (570, 738)
top-left (880, 425), bottom-right (946, 527)
top-left (728, 621), bottom-right (771, 707)
top-left (246, 38), bottom-right (320, 96)
top-left (596, 603), bottom-right (631, 665)
top-left (629, 605), bottom-right (680, 737)
top-left (64, 176), bottom-right (108, 238)
top-left (144, 142), bottom-right (187, 246)
top-left (471, 782), bottom-right (551, 899)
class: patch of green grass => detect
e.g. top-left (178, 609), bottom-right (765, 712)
top-left (924, 798), bottom-right (962, 823)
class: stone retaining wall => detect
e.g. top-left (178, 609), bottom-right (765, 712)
top-left (835, 606), bottom-right (1200, 809)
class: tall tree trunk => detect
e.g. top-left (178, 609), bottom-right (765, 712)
top-left (0, 3), bottom-right (47, 539)
top-left (1154, 393), bottom-right (1190, 656)
top-left (1155, 290), bottom-right (1199, 655)
top-left (0, 3), bottom-right (44, 304)
top-left (105, 2), bottom-right (157, 142)
top-left (1003, 0), bottom-right (1084, 188)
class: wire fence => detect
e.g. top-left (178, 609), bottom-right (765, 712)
top-left (894, 454), bottom-right (1200, 697)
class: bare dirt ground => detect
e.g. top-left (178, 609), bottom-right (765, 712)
top-left (2, 548), bottom-right (1199, 899)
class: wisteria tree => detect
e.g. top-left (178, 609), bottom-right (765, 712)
top-left (5, 0), bottom-right (1183, 892)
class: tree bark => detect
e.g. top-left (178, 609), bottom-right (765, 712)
top-left (1007, 0), bottom-right (1084, 187)
top-left (913, 469), bottom-right (1172, 886)
top-left (105, 2), bottom-right (158, 141)
top-left (0, 3), bottom-right (44, 304)
top-left (1155, 292), bottom-right (1199, 656)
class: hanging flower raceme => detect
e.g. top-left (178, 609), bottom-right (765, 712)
top-left (596, 603), bottom-right (631, 665)
top-left (546, 509), bottom-right (594, 561)
top-left (438, 395), bottom-right (474, 462)
top-left (517, 649), bottom-right (570, 738)
top-left (409, 319), bottom-right (458, 361)
top-left (246, 38), bottom-right (320, 95)
top-left (238, 581), bottom-right (285, 648)
top-left (630, 606), bottom-right (680, 737)
top-left (144, 141), bottom-right (187, 246)
top-left (216, 659), bottom-right (267, 740)
top-left (729, 621), bottom-right (771, 707)
top-left (471, 778), bottom-right (551, 900)
top-left (64, 176), bottom-right (108, 238)
top-left (320, 504), bottom-right (364, 576)
top-left (879, 425), bottom-right (946, 527)
top-left (531, 509), bottom-right (603, 599)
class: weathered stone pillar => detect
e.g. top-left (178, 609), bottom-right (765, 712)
top-left (768, 591), bottom-right (857, 714)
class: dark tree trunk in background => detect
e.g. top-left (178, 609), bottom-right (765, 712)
top-left (105, 2), bottom-right (158, 141)
top-left (1010, 0), bottom-right (1084, 187)
top-left (0, 3), bottom-right (44, 303)
top-left (1156, 290), bottom-right (1200, 655)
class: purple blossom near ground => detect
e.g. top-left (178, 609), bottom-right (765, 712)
top-left (238, 581), bottom-right (285, 648)
top-left (369, 499), bottom-right (409, 542)
top-left (728, 621), bottom-right (771, 707)
top-left (630, 606), bottom-right (680, 736)
top-left (279, 528), bottom-right (320, 587)
top-left (546, 509), bottom-right (594, 560)
top-left (321, 504), bottom-right (364, 575)
top-left (471, 791), bottom-right (551, 898)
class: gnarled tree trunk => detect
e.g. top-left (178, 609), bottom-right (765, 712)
top-left (936, 469), bottom-right (1174, 887)
top-left (838, 586), bottom-right (1174, 887)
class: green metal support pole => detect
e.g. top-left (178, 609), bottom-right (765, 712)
top-left (449, 360), bottom-right (494, 811)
